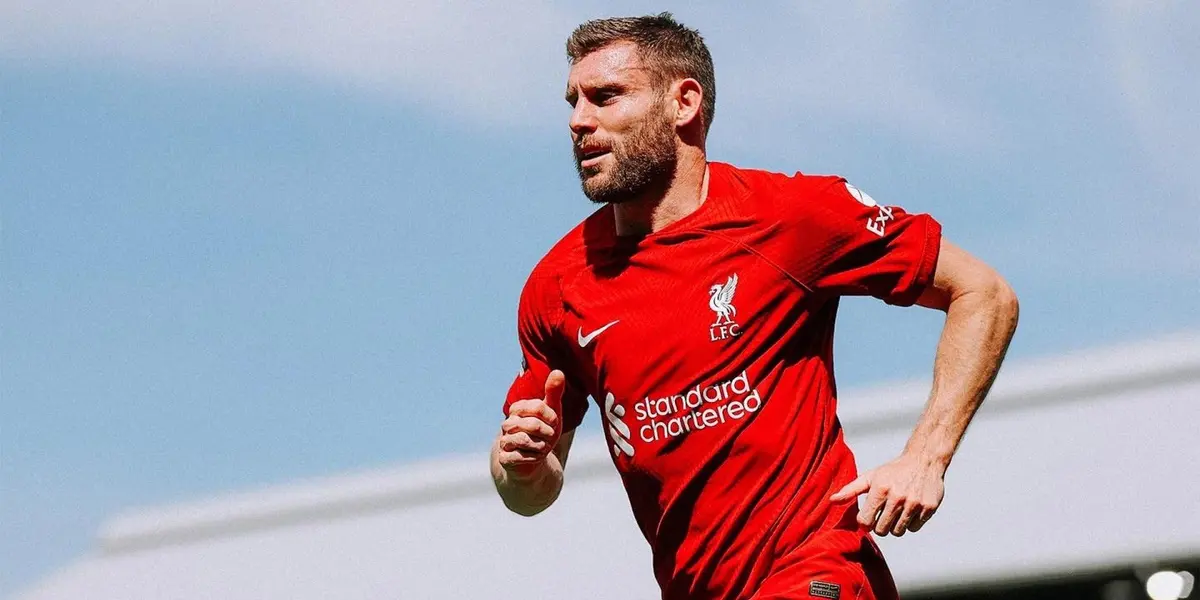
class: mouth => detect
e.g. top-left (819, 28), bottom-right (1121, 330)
top-left (577, 147), bottom-right (611, 168)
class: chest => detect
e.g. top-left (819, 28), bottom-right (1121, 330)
top-left (561, 234), bottom-right (811, 408)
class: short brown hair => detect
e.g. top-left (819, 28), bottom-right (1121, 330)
top-left (566, 13), bottom-right (716, 135)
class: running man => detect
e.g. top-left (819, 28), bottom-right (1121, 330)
top-left (490, 13), bottom-right (1019, 600)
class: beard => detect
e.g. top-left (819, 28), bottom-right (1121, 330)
top-left (574, 113), bottom-right (677, 205)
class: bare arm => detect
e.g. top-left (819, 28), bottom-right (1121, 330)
top-left (832, 239), bottom-right (1019, 536)
top-left (906, 239), bottom-right (1020, 469)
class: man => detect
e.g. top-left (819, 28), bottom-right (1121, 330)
top-left (489, 13), bottom-right (1018, 600)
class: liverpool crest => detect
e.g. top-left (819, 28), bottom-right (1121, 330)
top-left (708, 274), bottom-right (742, 341)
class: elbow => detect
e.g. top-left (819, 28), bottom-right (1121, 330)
top-left (987, 274), bottom-right (1020, 334)
top-left (998, 277), bottom-right (1019, 318)
top-left (507, 503), bottom-right (548, 518)
top-left (952, 268), bottom-right (1019, 330)
top-left (501, 494), bottom-right (556, 517)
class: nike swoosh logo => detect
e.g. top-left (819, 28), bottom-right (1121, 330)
top-left (578, 320), bottom-right (620, 347)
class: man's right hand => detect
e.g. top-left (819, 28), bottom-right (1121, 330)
top-left (497, 370), bottom-right (565, 479)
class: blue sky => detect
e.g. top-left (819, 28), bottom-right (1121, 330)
top-left (2, 1), bottom-right (1197, 596)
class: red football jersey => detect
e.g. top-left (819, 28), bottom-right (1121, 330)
top-left (505, 162), bottom-right (941, 599)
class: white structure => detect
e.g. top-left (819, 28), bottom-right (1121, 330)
top-left (14, 332), bottom-right (1200, 600)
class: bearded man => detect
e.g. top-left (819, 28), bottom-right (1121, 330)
top-left (489, 13), bottom-right (1019, 600)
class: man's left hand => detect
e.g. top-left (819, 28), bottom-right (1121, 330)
top-left (829, 453), bottom-right (946, 537)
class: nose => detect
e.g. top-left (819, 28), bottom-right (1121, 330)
top-left (569, 99), bottom-right (598, 138)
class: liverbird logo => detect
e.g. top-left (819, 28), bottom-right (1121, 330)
top-left (709, 274), bottom-right (738, 325)
top-left (708, 274), bottom-right (742, 341)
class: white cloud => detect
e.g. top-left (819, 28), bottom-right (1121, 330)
top-left (1100, 1), bottom-right (1199, 199)
top-left (0, 0), bottom-right (578, 127)
top-left (1086, 1), bottom-right (1200, 275)
top-left (0, 1), bottom-right (996, 147)
top-left (698, 2), bottom-right (998, 151)
top-left (4, 0), bottom-right (1194, 278)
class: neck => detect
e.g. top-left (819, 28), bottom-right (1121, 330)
top-left (613, 150), bottom-right (709, 237)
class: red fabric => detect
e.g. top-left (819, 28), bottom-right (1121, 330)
top-left (750, 506), bottom-right (900, 600)
top-left (505, 162), bottom-right (940, 599)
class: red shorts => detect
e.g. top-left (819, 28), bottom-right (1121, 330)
top-left (748, 528), bottom-right (899, 600)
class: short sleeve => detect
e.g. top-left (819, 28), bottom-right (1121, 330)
top-left (503, 268), bottom-right (590, 432)
top-left (787, 176), bottom-right (942, 306)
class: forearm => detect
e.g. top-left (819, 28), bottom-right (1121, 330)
top-left (905, 280), bottom-right (1019, 469)
top-left (490, 435), bottom-right (565, 516)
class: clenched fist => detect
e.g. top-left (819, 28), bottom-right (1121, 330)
top-left (497, 370), bottom-right (565, 479)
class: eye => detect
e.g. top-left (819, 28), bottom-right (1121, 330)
top-left (593, 88), bottom-right (621, 104)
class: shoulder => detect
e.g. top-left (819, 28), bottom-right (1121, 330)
top-left (710, 161), bottom-right (847, 217)
top-left (523, 208), bottom-right (600, 285)
top-left (517, 207), bottom-right (604, 321)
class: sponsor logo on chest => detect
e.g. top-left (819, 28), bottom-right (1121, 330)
top-left (602, 370), bottom-right (764, 459)
top-left (592, 273), bottom-right (766, 460)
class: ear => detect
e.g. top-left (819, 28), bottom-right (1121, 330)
top-left (670, 78), bottom-right (704, 130)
